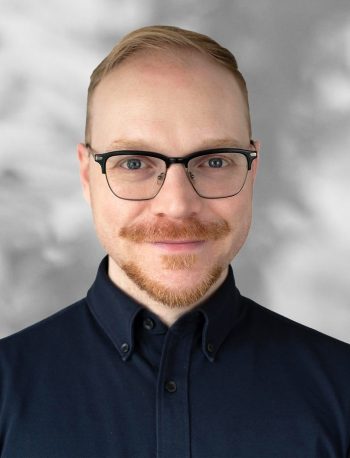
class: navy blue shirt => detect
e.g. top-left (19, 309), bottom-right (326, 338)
top-left (1, 256), bottom-right (350, 458)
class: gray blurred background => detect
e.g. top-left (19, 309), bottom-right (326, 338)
top-left (1, 0), bottom-right (350, 342)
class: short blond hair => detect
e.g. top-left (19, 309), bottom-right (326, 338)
top-left (85, 25), bottom-right (251, 143)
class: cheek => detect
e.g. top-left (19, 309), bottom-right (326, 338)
top-left (90, 200), bottom-right (131, 260)
top-left (215, 191), bottom-right (252, 228)
top-left (90, 197), bottom-right (116, 254)
top-left (215, 195), bottom-right (253, 258)
top-left (89, 182), bottom-right (145, 248)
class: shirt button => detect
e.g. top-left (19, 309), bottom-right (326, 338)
top-left (164, 380), bottom-right (177, 393)
top-left (207, 343), bottom-right (215, 353)
top-left (121, 342), bottom-right (129, 353)
top-left (143, 317), bottom-right (155, 330)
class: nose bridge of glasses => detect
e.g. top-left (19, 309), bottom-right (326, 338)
top-left (159, 158), bottom-right (196, 195)
top-left (165, 156), bottom-right (190, 169)
top-left (155, 168), bottom-right (199, 206)
top-left (163, 160), bottom-right (192, 184)
top-left (161, 157), bottom-right (191, 185)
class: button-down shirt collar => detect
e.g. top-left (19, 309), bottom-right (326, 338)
top-left (86, 256), bottom-right (244, 363)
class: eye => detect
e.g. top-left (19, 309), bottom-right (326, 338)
top-left (189, 153), bottom-right (235, 172)
top-left (200, 156), bottom-right (230, 168)
top-left (121, 158), bottom-right (146, 170)
top-left (207, 157), bottom-right (226, 168)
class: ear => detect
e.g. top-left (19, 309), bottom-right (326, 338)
top-left (250, 139), bottom-right (260, 180)
top-left (77, 143), bottom-right (91, 205)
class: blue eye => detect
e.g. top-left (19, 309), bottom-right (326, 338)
top-left (208, 158), bottom-right (224, 168)
top-left (124, 158), bottom-right (143, 169)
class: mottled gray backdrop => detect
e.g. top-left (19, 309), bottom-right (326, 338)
top-left (1, 0), bottom-right (350, 342)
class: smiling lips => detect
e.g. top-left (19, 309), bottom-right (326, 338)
top-left (151, 240), bottom-right (205, 252)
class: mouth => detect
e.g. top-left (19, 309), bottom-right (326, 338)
top-left (149, 240), bottom-right (206, 252)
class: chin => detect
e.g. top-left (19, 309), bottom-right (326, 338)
top-left (120, 258), bottom-right (225, 309)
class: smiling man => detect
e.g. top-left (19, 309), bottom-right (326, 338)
top-left (80, 40), bottom-right (257, 327)
top-left (1, 25), bottom-right (350, 458)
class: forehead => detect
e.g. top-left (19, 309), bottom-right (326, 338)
top-left (89, 49), bottom-right (250, 151)
top-left (95, 48), bottom-right (243, 100)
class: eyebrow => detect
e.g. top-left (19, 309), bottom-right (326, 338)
top-left (106, 137), bottom-right (246, 152)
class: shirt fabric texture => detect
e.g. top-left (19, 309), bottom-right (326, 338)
top-left (0, 256), bottom-right (350, 458)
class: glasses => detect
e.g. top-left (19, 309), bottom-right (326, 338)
top-left (86, 144), bottom-right (257, 200)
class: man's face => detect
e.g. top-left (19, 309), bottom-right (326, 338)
top-left (78, 50), bottom-right (258, 310)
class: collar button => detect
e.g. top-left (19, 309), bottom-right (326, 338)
top-left (207, 342), bottom-right (215, 353)
top-left (143, 317), bottom-right (155, 330)
top-left (121, 342), bottom-right (129, 353)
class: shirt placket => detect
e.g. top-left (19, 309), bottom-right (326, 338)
top-left (156, 321), bottom-right (197, 458)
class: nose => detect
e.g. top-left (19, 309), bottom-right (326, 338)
top-left (149, 163), bottom-right (204, 219)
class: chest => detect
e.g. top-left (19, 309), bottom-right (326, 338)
top-left (1, 335), bottom-right (348, 458)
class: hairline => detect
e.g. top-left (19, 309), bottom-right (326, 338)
top-left (85, 36), bottom-right (252, 144)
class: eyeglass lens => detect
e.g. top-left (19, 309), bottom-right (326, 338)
top-left (105, 152), bottom-right (249, 200)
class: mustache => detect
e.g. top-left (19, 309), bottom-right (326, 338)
top-left (119, 217), bottom-right (231, 243)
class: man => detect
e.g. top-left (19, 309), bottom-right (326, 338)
top-left (0, 25), bottom-right (349, 458)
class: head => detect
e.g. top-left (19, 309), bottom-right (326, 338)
top-left (78, 25), bottom-right (259, 314)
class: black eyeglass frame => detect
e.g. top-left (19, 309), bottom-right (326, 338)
top-left (85, 142), bottom-right (258, 200)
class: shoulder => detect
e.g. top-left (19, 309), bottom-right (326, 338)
top-left (0, 298), bottom-right (90, 358)
top-left (238, 295), bottom-right (350, 409)
top-left (241, 294), bottom-right (350, 359)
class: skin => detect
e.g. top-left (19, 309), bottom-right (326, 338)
top-left (78, 49), bottom-right (260, 327)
